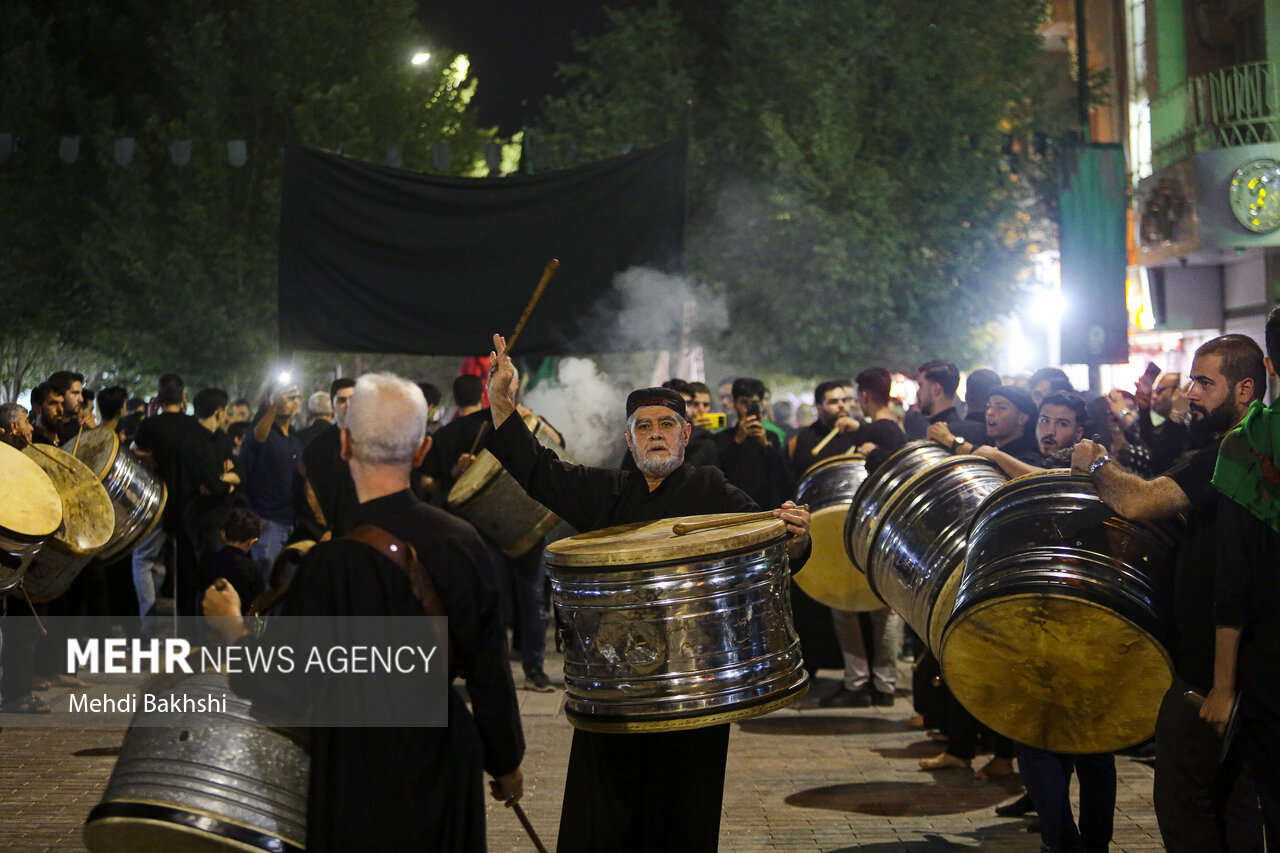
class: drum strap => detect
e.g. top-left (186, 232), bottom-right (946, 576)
top-left (343, 525), bottom-right (454, 675)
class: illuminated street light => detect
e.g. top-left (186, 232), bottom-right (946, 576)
top-left (411, 52), bottom-right (431, 66)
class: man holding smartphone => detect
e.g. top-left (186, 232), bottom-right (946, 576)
top-left (711, 377), bottom-right (793, 508)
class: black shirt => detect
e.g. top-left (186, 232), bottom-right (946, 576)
top-left (421, 409), bottom-right (491, 500)
top-left (711, 427), bottom-right (794, 510)
top-left (180, 425), bottom-right (235, 531)
top-left (1214, 492), bottom-right (1280, 720)
top-left (297, 424), bottom-right (357, 537)
top-left (134, 411), bottom-right (201, 531)
top-left (294, 419), bottom-right (331, 450)
top-left (1166, 439), bottom-right (1223, 691)
top-left (1138, 409), bottom-right (1189, 476)
top-left (993, 432), bottom-right (1044, 466)
top-left (204, 544), bottom-right (263, 611)
top-left (931, 406), bottom-right (988, 447)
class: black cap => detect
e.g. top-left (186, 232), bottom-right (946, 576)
top-left (989, 384), bottom-right (1037, 419)
top-left (625, 387), bottom-right (687, 419)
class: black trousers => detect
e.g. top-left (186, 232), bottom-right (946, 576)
top-left (1153, 680), bottom-right (1263, 852)
top-left (0, 598), bottom-right (44, 703)
top-left (1238, 700), bottom-right (1280, 849)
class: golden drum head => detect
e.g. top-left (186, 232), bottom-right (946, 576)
top-left (23, 444), bottom-right (114, 556)
top-left (793, 505), bottom-right (882, 611)
top-left (0, 442), bottom-right (63, 538)
top-left (544, 513), bottom-right (785, 568)
top-left (63, 426), bottom-right (119, 480)
top-left (446, 451), bottom-right (503, 506)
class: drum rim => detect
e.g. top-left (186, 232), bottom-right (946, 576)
top-left (797, 451), bottom-right (865, 482)
top-left (564, 676), bottom-right (808, 733)
top-left (24, 444), bottom-right (115, 555)
top-left (85, 799), bottom-right (305, 853)
top-left (0, 444), bottom-right (64, 538)
top-left (545, 524), bottom-right (786, 569)
top-left (445, 450), bottom-right (504, 506)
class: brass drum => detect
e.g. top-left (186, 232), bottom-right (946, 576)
top-left (844, 441), bottom-right (952, 572)
top-left (938, 470), bottom-right (1179, 753)
top-left (792, 454), bottom-right (881, 611)
top-left (63, 428), bottom-right (167, 563)
top-left (546, 514), bottom-right (808, 733)
top-left (862, 455), bottom-right (1007, 657)
top-left (83, 671), bottom-right (309, 853)
top-left (21, 444), bottom-right (114, 602)
top-left (448, 415), bottom-right (574, 557)
top-left (0, 442), bottom-right (64, 594)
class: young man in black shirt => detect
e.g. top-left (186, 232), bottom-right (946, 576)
top-left (1072, 334), bottom-right (1267, 853)
top-left (928, 384), bottom-right (1042, 465)
top-left (711, 377), bottom-right (794, 508)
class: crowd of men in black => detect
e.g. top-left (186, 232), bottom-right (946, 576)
top-left (0, 309), bottom-right (1276, 853)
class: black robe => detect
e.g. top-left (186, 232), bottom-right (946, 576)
top-left (487, 414), bottom-right (803, 853)
top-left (230, 490), bottom-right (523, 853)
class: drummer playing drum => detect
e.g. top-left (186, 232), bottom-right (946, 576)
top-left (483, 332), bottom-right (811, 853)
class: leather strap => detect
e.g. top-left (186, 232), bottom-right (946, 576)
top-left (343, 524), bottom-right (446, 619)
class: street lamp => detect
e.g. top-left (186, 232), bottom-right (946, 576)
top-left (411, 52), bottom-right (431, 66)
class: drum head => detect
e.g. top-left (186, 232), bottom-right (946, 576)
top-left (939, 594), bottom-right (1172, 753)
top-left (63, 426), bottom-right (119, 480)
top-left (23, 444), bottom-right (114, 556)
top-left (793, 505), bottom-right (882, 611)
top-left (545, 513), bottom-right (785, 568)
top-left (446, 451), bottom-right (503, 506)
top-left (0, 443), bottom-right (63, 538)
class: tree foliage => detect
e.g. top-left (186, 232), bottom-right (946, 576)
top-left (1, 0), bottom-right (496, 399)
top-left (534, 0), bottom-right (1055, 376)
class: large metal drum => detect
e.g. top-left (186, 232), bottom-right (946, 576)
top-left (63, 427), bottom-right (167, 562)
top-left (844, 441), bottom-right (952, 573)
top-left (448, 415), bottom-right (573, 557)
top-left (861, 454), bottom-right (1007, 656)
top-left (546, 513), bottom-right (808, 732)
top-left (792, 454), bottom-right (881, 611)
top-left (0, 442), bottom-right (64, 594)
top-left (938, 470), bottom-right (1179, 753)
top-left (22, 444), bottom-right (114, 602)
top-left (83, 670), bottom-right (309, 853)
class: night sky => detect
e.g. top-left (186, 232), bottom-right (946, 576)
top-left (416, 0), bottom-right (610, 135)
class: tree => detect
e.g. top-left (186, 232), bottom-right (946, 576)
top-left (533, 0), bottom-right (1054, 376)
top-left (0, 0), bottom-right (498, 399)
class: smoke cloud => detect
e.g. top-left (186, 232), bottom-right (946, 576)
top-left (522, 357), bottom-right (629, 468)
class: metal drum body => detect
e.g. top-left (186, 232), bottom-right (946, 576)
top-left (546, 514), bottom-right (808, 732)
top-left (865, 456), bottom-right (1007, 656)
top-left (844, 441), bottom-right (952, 573)
top-left (84, 670), bottom-right (309, 853)
top-left (792, 454), bottom-right (881, 611)
top-left (0, 443), bottom-right (64, 594)
top-left (938, 470), bottom-right (1179, 754)
top-left (22, 444), bottom-right (114, 602)
top-left (64, 428), bottom-right (167, 562)
top-left (448, 416), bottom-right (572, 557)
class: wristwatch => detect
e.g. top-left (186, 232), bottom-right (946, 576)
top-left (1089, 454), bottom-right (1111, 476)
top-left (951, 436), bottom-right (965, 454)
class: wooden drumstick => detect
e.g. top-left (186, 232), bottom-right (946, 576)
top-left (503, 259), bottom-right (559, 356)
top-left (18, 582), bottom-right (48, 636)
top-left (467, 421), bottom-right (491, 456)
top-left (71, 420), bottom-right (85, 456)
top-left (673, 505), bottom-right (808, 536)
top-left (510, 802), bottom-right (549, 853)
top-left (810, 425), bottom-right (841, 456)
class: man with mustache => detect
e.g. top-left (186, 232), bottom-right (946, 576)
top-left (969, 390), bottom-right (1088, 479)
top-left (1072, 334), bottom-right (1267, 853)
top-left (484, 333), bottom-right (811, 853)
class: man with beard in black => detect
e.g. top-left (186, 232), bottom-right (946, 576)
top-left (1073, 334), bottom-right (1267, 853)
top-left (483, 333), bottom-right (811, 853)
top-left (912, 361), bottom-right (986, 447)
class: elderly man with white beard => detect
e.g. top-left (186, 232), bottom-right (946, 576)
top-left (482, 333), bottom-right (811, 853)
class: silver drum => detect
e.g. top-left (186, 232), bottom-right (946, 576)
top-left (83, 670), bottom-right (309, 853)
top-left (64, 428), bottom-right (167, 563)
top-left (864, 455), bottom-right (1007, 657)
top-left (844, 440), bottom-right (952, 572)
top-left (938, 470), bottom-right (1180, 753)
top-left (545, 514), bottom-right (809, 732)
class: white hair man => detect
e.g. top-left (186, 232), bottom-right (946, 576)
top-left (483, 333), bottom-right (810, 853)
top-left (205, 372), bottom-right (524, 853)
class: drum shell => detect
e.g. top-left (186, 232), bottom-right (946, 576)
top-left (865, 456), bottom-right (1007, 656)
top-left (793, 455), bottom-right (881, 611)
top-left (22, 544), bottom-right (95, 603)
top-left (938, 471), bottom-right (1180, 753)
top-left (0, 531), bottom-right (42, 595)
top-left (448, 417), bottom-right (574, 558)
top-left (844, 441), bottom-right (952, 573)
top-left (83, 670), bottom-right (308, 853)
top-left (64, 432), bottom-right (168, 563)
top-left (548, 537), bottom-right (808, 731)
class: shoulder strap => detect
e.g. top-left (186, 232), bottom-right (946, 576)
top-left (343, 524), bottom-right (447, 619)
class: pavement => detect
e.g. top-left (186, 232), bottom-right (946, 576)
top-left (0, 630), bottom-right (1166, 852)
